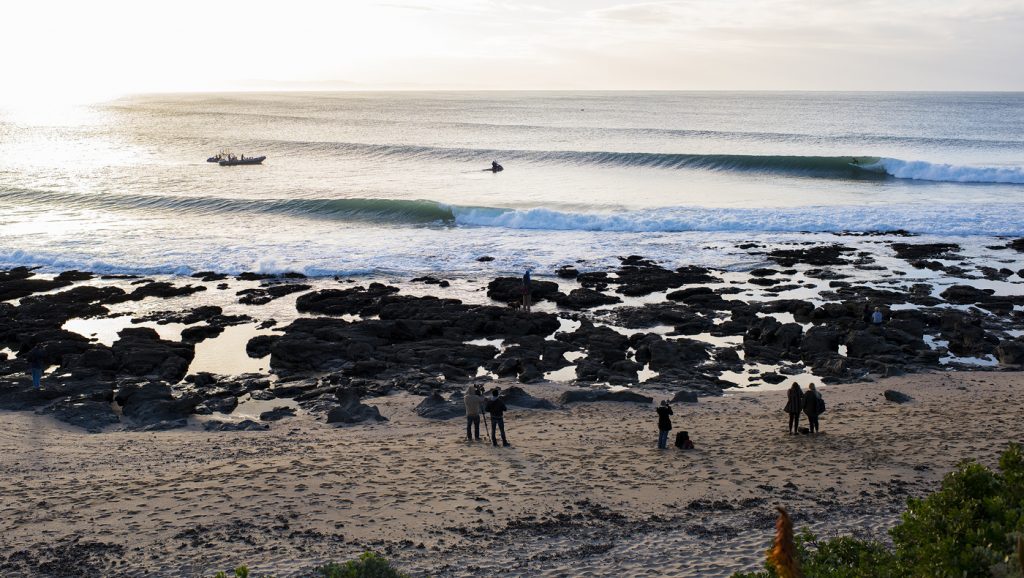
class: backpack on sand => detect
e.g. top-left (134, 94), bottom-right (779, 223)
top-left (675, 431), bottom-right (694, 449)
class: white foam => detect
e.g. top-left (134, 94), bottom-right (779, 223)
top-left (453, 204), bottom-right (1024, 236)
top-left (875, 158), bottom-right (1024, 184)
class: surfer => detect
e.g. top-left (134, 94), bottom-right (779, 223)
top-left (851, 158), bottom-right (859, 165)
top-left (490, 160), bottom-right (503, 172)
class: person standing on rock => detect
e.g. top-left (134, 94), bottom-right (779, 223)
top-left (784, 383), bottom-right (803, 434)
top-left (522, 269), bottom-right (532, 313)
top-left (485, 387), bottom-right (510, 447)
top-left (803, 383), bottom-right (822, 434)
top-left (26, 346), bottom-right (45, 390)
top-left (656, 400), bottom-right (673, 449)
top-left (464, 384), bottom-right (486, 442)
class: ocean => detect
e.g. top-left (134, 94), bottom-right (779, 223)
top-left (1, 91), bottom-right (1022, 277)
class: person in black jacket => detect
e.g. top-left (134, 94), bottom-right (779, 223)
top-left (656, 400), bottom-right (673, 449)
top-left (485, 388), bottom-right (510, 447)
top-left (784, 383), bottom-right (803, 434)
top-left (803, 383), bottom-right (822, 434)
top-left (27, 346), bottom-right (45, 390)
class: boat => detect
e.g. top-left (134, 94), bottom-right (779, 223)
top-left (218, 155), bottom-right (266, 166)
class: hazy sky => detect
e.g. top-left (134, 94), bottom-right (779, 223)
top-left (3, 0), bottom-right (1023, 101)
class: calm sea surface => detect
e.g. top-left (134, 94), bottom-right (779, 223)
top-left (1, 91), bottom-right (1022, 276)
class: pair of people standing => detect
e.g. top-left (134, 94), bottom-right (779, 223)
top-left (785, 383), bottom-right (823, 434)
top-left (464, 385), bottom-right (510, 447)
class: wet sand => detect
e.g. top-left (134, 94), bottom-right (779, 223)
top-left (1, 370), bottom-right (1021, 577)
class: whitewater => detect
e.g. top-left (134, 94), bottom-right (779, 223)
top-left (1, 91), bottom-right (1022, 276)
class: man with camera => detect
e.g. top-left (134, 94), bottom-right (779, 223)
top-left (656, 400), bottom-right (673, 449)
top-left (464, 384), bottom-right (487, 442)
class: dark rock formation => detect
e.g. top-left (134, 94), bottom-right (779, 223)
top-left (501, 386), bottom-right (558, 409)
top-left (115, 381), bottom-right (198, 426)
top-left (487, 277), bottom-right (560, 304)
top-left (557, 389), bottom-right (654, 404)
top-left (237, 283), bottom-right (311, 306)
top-left (768, 244), bottom-right (856, 267)
top-left (111, 328), bottom-right (194, 383)
top-left (884, 390), bottom-right (913, 403)
top-left (259, 406), bottom-right (296, 421)
top-left (414, 392), bottom-right (464, 420)
top-left (554, 288), bottom-right (621, 310)
top-left (326, 389), bottom-right (387, 424)
top-left (37, 398), bottom-right (119, 433)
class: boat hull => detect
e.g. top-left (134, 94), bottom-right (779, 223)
top-left (218, 156), bottom-right (266, 166)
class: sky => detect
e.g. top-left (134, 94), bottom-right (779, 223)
top-left (2, 0), bottom-right (1023, 102)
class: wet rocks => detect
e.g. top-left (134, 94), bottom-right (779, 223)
top-left (939, 285), bottom-right (996, 305)
top-left (296, 283), bottom-right (400, 316)
top-left (743, 317), bottom-right (803, 362)
top-left (554, 288), bottom-right (621, 310)
top-left (111, 328), bottom-right (195, 383)
top-left (487, 277), bottom-right (560, 304)
top-left (555, 265), bottom-right (579, 279)
top-left (767, 244), bottom-right (856, 267)
top-left (411, 276), bottom-right (450, 288)
top-left (940, 312), bottom-right (997, 357)
top-left (557, 389), bottom-right (653, 404)
top-left (191, 271), bottom-right (228, 282)
top-left (180, 324), bottom-right (225, 344)
top-left (0, 267), bottom-right (73, 301)
top-left (114, 281), bottom-right (206, 302)
top-left (890, 243), bottom-right (961, 260)
top-left (246, 335), bottom-right (278, 358)
top-left (633, 334), bottom-right (710, 371)
top-left (237, 283), bottom-right (312, 305)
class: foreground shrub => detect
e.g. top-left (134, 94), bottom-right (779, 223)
top-left (316, 552), bottom-right (410, 578)
top-left (210, 552), bottom-right (407, 578)
top-left (733, 443), bottom-right (1024, 578)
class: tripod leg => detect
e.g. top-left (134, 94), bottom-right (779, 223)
top-left (482, 415), bottom-right (490, 442)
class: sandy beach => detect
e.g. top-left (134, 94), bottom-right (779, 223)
top-left (2, 370), bottom-right (1021, 577)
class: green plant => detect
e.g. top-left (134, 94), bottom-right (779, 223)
top-left (733, 444), bottom-right (1024, 578)
top-left (317, 552), bottom-right (410, 578)
top-left (212, 566), bottom-right (273, 578)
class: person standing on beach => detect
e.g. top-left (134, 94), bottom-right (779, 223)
top-left (656, 400), bottom-right (673, 449)
top-left (485, 387), bottom-right (510, 447)
top-left (464, 384), bottom-right (486, 442)
top-left (803, 383), bottom-right (822, 434)
top-left (784, 383), bottom-right (803, 434)
top-left (26, 346), bottom-right (44, 390)
top-left (522, 269), bottom-right (532, 312)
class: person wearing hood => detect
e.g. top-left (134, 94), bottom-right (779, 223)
top-left (656, 400), bottom-right (673, 449)
top-left (464, 384), bottom-right (486, 442)
top-left (485, 387), bottom-right (510, 447)
top-left (803, 383), bottom-right (823, 434)
top-left (784, 383), bottom-right (803, 434)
